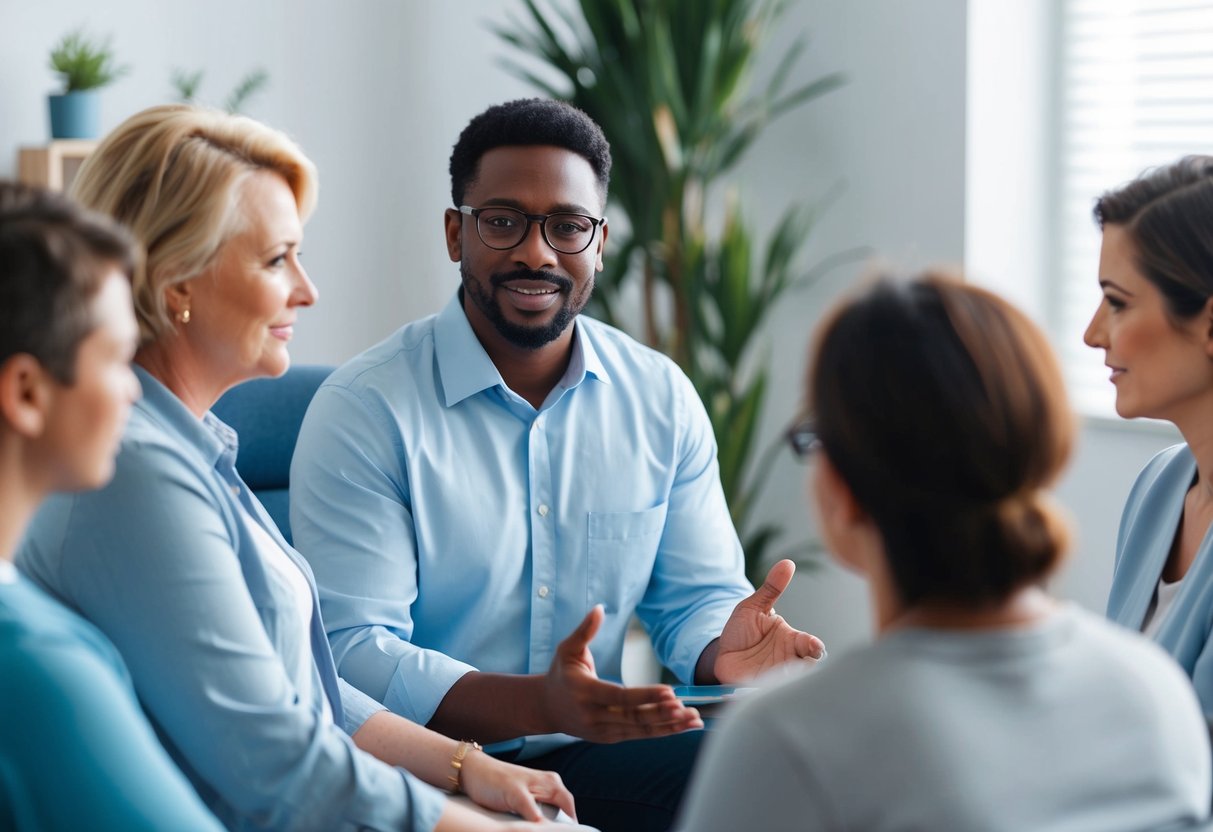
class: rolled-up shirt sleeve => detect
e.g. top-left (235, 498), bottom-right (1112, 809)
top-left (291, 383), bottom-right (477, 726)
top-left (19, 437), bottom-right (446, 832)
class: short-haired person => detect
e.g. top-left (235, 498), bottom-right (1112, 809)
top-left (1087, 156), bottom-right (1213, 732)
top-left (289, 97), bottom-right (825, 832)
top-left (0, 182), bottom-right (222, 830)
top-left (17, 105), bottom-right (575, 832)
top-left (678, 276), bottom-right (1211, 831)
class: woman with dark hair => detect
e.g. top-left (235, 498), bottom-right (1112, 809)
top-left (678, 275), bottom-right (1210, 831)
top-left (1086, 155), bottom-right (1213, 731)
top-left (0, 181), bottom-right (221, 830)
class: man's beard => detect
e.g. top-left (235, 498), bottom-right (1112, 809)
top-left (461, 265), bottom-right (592, 350)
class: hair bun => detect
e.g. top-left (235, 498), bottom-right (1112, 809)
top-left (990, 492), bottom-right (1070, 582)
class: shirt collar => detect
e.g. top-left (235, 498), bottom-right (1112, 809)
top-left (0, 560), bottom-right (16, 584)
top-left (132, 364), bottom-right (238, 466)
top-left (433, 292), bottom-right (611, 408)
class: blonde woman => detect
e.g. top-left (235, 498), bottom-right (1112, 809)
top-left (17, 106), bottom-right (574, 832)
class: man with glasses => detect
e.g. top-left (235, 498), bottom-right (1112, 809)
top-left (290, 98), bottom-right (824, 832)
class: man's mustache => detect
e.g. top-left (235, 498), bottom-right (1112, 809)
top-left (490, 269), bottom-right (572, 292)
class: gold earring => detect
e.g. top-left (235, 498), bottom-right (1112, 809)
top-left (179, 308), bottom-right (191, 325)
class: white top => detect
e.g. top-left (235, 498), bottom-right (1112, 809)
top-left (1143, 575), bottom-right (1185, 639)
top-left (244, 509), bottom-right (332, 725)
top-left (678, 604), bottom-right (1211, 832)
top-left (0, 560), bottom-right (16, 584)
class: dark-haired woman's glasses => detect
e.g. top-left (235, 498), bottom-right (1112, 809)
top-left (459, 205), bottom-right (606, 255)
top-left (785, 419), bottom-right (821, 461)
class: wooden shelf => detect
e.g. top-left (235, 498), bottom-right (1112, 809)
top-left (18, 140), bottom-right (98, 192)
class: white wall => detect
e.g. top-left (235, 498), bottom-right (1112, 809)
top-left (0, 0), bottom-right (536, 362)
top-left (732, 0), bottom-right (970, 652)
top-left (0, 0), bottom-right (1175, 661)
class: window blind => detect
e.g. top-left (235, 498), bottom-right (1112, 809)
top-left (1056, 0), bottom-right (1213, 416)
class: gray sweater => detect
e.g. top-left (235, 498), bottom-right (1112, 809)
top-left (678, 604), bottom-right (1210, 832)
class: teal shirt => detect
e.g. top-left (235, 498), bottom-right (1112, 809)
top-left (0, 565), bottom-right (221, 831)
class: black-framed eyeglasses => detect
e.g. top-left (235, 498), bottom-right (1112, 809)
top-left (459, 204), bottom-right (606, 255)
top-left (785, 417), bottom-right (821, 461)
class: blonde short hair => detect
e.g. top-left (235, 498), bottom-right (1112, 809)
top-left (71, 104), bottom-right (317, 344)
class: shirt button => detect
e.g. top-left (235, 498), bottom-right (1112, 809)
top-left (537, 504), bottom-right (550, 517)
top-left (538, 585), bottom-right (550, 598)
top-left (230, 485), bottom-right (240, 497)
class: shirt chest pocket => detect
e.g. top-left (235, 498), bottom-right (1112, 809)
top-left (586, 502), bottom-right (668, 612)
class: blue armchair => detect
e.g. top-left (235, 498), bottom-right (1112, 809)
top-left (211, 365), bottom-right (334, 545)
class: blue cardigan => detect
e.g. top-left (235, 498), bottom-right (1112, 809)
top-left (18, 366), bottom-right (444, 832)
top-left (1108, 443), bottom-right (1213, 722)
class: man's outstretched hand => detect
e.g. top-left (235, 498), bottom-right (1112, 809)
top-left (712, 559), bottom-right (825, 684)
top-left (542, 605), bottom-right (703, 743)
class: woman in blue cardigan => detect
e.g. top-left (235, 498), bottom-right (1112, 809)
top-left (1085, 156), bottom-right (1213, 730)
top-left (0, 182), bottom-right (222, 830)
top-left (16, 106), bottom-right (574, 832)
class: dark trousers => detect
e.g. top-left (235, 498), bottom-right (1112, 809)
top-left (519, 730), bottom-right (706, 832)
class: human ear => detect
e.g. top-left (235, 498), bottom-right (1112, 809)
top-left (1201, 296), bottom-right (1213, 355)
top-left (164, 278), bottom-right (194, 325)
top-left (812, 453), bottom-right (867, 574)
top-left (444, 208), bottom-right (463, 263)
top-left (0, 354), bottom-right (52, 439)
top-left (594, 217), bottom-right (608, 273)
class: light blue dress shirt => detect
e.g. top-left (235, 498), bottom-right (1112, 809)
top-left (291, 293), bottom-right (753, 756)
top-left (18, 366), bottom-right (446, 832)
top-left (1107, 443), bottom-right (1213, 724)
top-left (0, 565), bottom-right (223, 831)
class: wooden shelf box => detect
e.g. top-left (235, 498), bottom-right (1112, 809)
top-left (18, 140), bottom-right (99, 192)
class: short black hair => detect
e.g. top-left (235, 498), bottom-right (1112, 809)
top-left (449, 98), bottom-right (612, 207)
top-left (0, 181), bottom-right (137, 383)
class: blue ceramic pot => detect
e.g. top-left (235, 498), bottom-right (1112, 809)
top-left (48, 91), bottom-right (100, 139)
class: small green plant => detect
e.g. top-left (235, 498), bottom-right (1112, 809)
top-left (170, 68), bottom-right (204, 102)
top-left (170, 67), bottom-right (270, 114)
top-left (224, 68), bottom-right (269, 113)
top-left (49, 28), bottom-right (129, 93)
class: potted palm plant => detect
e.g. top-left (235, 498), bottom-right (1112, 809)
top-left (48, 28), bottom-right (129, 139)
top-left (497, 0), bottom-right (858, 583)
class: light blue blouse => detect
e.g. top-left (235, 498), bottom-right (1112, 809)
top-left (1107, 443), bottom-right (1213, 723)
top-left (291, 294), bottom-right (754, 756)
top-left (0, 567), bottom-right (223, 831)
top-left (17, 366), bottom-right (445, 832)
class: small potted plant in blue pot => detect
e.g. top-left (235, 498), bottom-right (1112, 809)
top-left (48, 28), bottom-right (128, 139)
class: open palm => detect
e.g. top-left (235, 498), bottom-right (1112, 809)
top-left (714, 559), bottom-right (826, 683)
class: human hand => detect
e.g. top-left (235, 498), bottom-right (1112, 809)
top-left (435, 796), bottom-right (585, 830)
top-left (542, 605), bottom-right (703, 742)
top-left (460, 749), bottom-right (576, 823)
top-left (714, 559), bottom-right (825, 684)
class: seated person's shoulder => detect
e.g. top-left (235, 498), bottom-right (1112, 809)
top-left (323, 319), bottom-right (440, 402)
top-left (580, 316), bottom-right (695, 398)
top-left (0, 588), bottom-right (125, 707)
